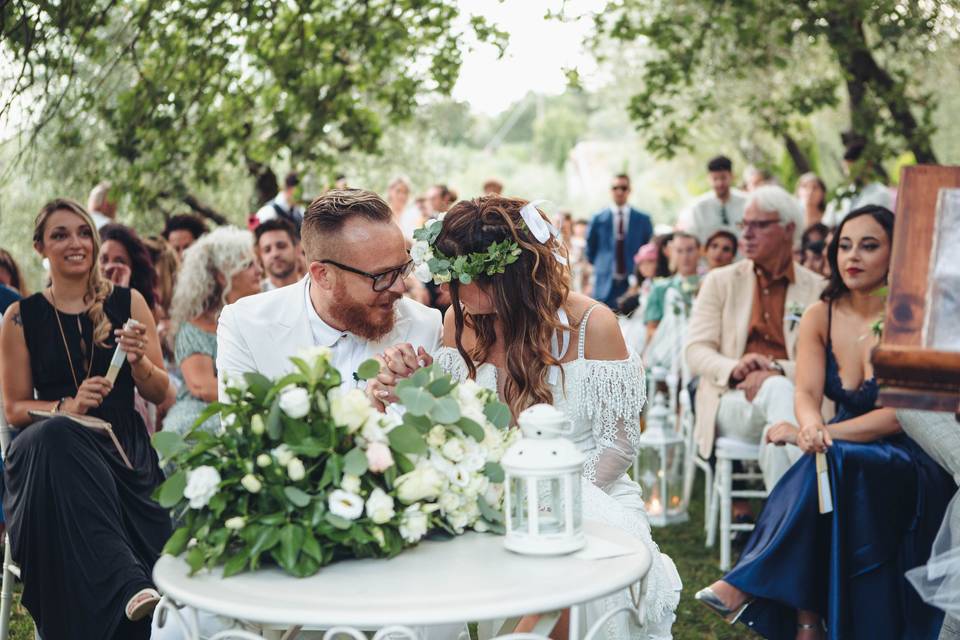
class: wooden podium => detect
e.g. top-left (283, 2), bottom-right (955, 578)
top-left (873, 165), bottom-right (960, 416)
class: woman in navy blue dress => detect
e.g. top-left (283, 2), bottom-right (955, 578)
top-left (695, 205), bottom-right (955, 639)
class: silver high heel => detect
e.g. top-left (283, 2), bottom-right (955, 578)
top-left (693, 587), bottom-right (753, 624)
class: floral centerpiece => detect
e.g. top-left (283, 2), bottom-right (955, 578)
top-left (152, 348), bottom-right (515, 578)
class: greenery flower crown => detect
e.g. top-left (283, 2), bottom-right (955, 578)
top-left (410, 213), bottom-right (522, 285)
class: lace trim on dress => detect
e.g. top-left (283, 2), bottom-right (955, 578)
top-left (568, 352), bottom-right (647, 486)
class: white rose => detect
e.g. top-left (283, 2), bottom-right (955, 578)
top-left (399, 504), bottom-right (429, 543)
top-left (381, 411), bottom-right (403, 433)
top-left (482, 425), bottom-right (507, 462)
top-left (365, 441), bottom-right (395, 473)
top-left (365, 488), bottom-right (396, 524)
top-left (250, 414), bottom-right (265, 435)
top-left (224, 516), bottom-right (246, 530)
top-left (183, 466), bottom-right (221, 509)
top-left (298, 345), bottom-right (332, 363)
top-left (341, 474), bottom-right (361, 494)
top-left (272, 444), bottom-right (295, 466)
top-left (328, 489), bottom-right (364, 521)
top-left (434, 271), bottom-right (451, 284)
top-left (279, 386), bottom-right (311, 419)
top-left (330, 388), bottom-right (372, 433)
top-left (457, 381), bottom-right (485, 411)
top-left (225, 372), bottom-right (248, 393)
top-left (371, 526), bottom-right (386, 548)
top-left (413, 262), bottom-right (434, 284)
top-left (240, 474), bottom-right (262, 494)
top-left (441, 438), bottom-right (466, 462)
top-left (287, 457), bottom-right (306, 481)
top-left (450, 465), bottom-right (471, 489)
top-left (485, 482), bottom-right (504, 507)
top-left (427, 425), bottom-right (447, 448)
top-left (439, 492), bottom-right (461, 514)
top-left (466, 475), bottom-right (489, 499)
top-left (256, 453), bottom-right (272, 468)
top-left (474, 519), bottom-right (490, 533)
top-left (395, 463), bottom-right (445, 504)
top-left (447, 509), bottom-right (469, 533)
top-left (461, 450), bottom-right (487, 473)
top-left (361, 414), bottom-right (386, 443)
top-left (410, 240), bottom-right (431, 262)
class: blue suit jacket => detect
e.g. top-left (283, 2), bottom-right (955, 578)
top-left (586, 206), bottom-right (654, 303)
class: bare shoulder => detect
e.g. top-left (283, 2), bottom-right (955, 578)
top-left (442, 305), bottom-right (457, 347)
top-left (799, 300), bottom-right (828, 338)
top-left (578, 300), bottom-right (629, 361)
top-left (1, 301), bottom-right (23, 332)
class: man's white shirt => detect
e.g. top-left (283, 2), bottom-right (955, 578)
top-left (216, 276), bottom-right (442, 402)
top-left (676, 189), bottom-right (748, 244)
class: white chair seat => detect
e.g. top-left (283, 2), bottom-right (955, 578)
top-left (715, 437), bottom-right (760, 460)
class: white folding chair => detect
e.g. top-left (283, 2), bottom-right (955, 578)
top-left (679, 386), bottom-right (713, 537)
top-left (706, 437), bottom-right (769, 570)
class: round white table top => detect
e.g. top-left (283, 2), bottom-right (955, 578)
top-left (153, 520), bottom-right (651, 628)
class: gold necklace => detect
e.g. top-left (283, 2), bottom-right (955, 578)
top-left (48, 287), bottom-right (94, 392)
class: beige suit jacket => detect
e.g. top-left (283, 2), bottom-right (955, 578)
top-left (684, 259), bottom-right (826, 458)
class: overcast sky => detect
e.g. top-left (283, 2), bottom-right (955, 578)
top-left (451, 0), bottom-right (605, 116)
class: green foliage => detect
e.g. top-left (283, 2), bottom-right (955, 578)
top-left (590, 0), bottom-right (957, 168)
top-left (1, 1), bottom-right (506, 210)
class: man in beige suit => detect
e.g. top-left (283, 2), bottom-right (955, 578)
top-left (685, 185), bottom-right (825, 491)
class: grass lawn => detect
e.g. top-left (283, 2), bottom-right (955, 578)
top-left (7, 482), bottom-right (750, 639)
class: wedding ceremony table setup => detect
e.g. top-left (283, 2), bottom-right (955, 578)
top-left (152, 519), bottom-right (652, 640)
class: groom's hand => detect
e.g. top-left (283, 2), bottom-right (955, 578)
top-left (380, 343), bottom-right (431, 379)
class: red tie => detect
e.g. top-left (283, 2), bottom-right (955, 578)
top-left (615, 209), bottom-right (626, 277)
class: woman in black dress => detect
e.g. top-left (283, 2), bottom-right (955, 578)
top-left (0, 199), bottom-right (172, 639)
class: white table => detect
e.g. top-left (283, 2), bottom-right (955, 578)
top-left (153, 520), bottom-right (652, 640)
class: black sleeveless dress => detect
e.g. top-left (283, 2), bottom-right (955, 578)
top-left (3, 288), bottom-right (171, 639)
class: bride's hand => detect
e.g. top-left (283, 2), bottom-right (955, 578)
top-left (365, 376), bottom-right (395, 413)
top-left (380, 343), bottom-right (432, 379)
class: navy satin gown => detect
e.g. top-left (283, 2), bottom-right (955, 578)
top-left (723, 331), bottom-right (955, 639)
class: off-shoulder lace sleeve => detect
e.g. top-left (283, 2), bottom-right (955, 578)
top-left (571, 352), bottom-right (647, 491)
top-left (434, 346), bottom-right (470, 382)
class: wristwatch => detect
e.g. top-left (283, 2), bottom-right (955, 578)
top-left (54, 396), bottom-right (68, 412)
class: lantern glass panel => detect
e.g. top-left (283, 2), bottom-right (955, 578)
top-left (637, 447), bottom-right (664, 516)
top-left (509, 476), bottom-right (529, 532)
top-left (570, 472), bottom-right (582, 531)
top-left (664, 442), bottom-right (685, 515)
top-left (536, 477), bottom-right (566, 534)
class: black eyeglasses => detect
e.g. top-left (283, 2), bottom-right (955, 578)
top-left (611, 185), bottom-right (629, 192)
top-left (320, 259), bottom-right (414, 292)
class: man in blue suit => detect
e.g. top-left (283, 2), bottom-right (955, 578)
top-left (586, 174), bottom-right (654, 308)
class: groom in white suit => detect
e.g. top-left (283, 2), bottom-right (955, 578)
top-left (217, 188), bottom-right (442, 398)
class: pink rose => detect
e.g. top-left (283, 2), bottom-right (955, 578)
top-left (366, 442), bottom-right (395, 473)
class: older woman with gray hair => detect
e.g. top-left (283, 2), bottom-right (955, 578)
top-left (163, 226), bottom-right (261, 435)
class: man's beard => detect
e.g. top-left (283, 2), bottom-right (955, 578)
top-left (268, 258), bottom-right (296, 280)
top-left (329, 279), bottom-right (399, 341)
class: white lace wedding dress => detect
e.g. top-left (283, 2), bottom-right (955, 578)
top-left (435, 305), bottom-right (681, 640)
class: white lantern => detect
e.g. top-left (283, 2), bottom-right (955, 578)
top-left (636, 392), bottom-right (688, 526)
top-left (501, 404), bottom-right (586, 555)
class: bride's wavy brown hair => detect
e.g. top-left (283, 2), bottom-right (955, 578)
top-left (33, 198), bottom-right (114, 347)
top-left (435, 196), bottom-right (571, 418)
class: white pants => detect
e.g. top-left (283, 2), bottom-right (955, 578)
top-left (715, 375), bottom-right (802, 491)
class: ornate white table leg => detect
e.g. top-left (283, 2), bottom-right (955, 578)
top-left (155, 595), bottom-right (200, 640)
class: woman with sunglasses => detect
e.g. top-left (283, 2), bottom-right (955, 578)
top-left (164, 226), bottom-right (262, 436)
top-left (1, 199), bottom-right (171, 638)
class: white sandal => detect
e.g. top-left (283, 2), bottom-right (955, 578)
top-left (125, 587), bottom-right (161, 621)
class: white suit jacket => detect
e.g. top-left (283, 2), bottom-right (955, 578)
top-left (216, 276), bottom-right (442, 402)
top-left (684, 260), bottom-right (826, 458)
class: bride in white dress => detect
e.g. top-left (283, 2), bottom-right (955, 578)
top-left (370, 196), bottom-right (681, 639)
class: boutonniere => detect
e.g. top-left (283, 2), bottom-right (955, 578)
top-left (786, 302), bottom-right (806, 331)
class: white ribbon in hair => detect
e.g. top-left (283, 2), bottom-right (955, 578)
top-left (519, 199), bottom-right (568, 265)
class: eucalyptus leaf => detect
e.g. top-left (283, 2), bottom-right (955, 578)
top-left (483, 462), bottom-right (505, 483)
top-left (356, 359), bottom-right (382, 380)
top-left (152, 431), bottom-right (186, 459)
top-left (430, 397), bottom-right (461, 424)
top-left (162, 527), bottom-right (191, 556)
top-left (426, 377), bottom-right (454, 396)
top-left (484, 401), bottom-right (511, 429)
top-left (283, 486), bottom-right (311, 508)
top-left (388, 424), bottom-right (428, 455)
top-left (343, 447), bottom-right (369, 476)
top-left (397, 387), bottom-right (435, 416)
top-left (458, 417), bottom-right (485, 442)
top-left (410, 368), bottom-right (431, 387)
top-left (477, 496), bottom-right (504, 524)
top-left (158, 470), bottom-right (187, 508)
top-left (222, 553), bottom-right (249, 578)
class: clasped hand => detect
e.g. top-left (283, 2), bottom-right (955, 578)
top-left (797, 422), bottom-right (832, 454)
top-left (365, 343), bottom-right (433, 412)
